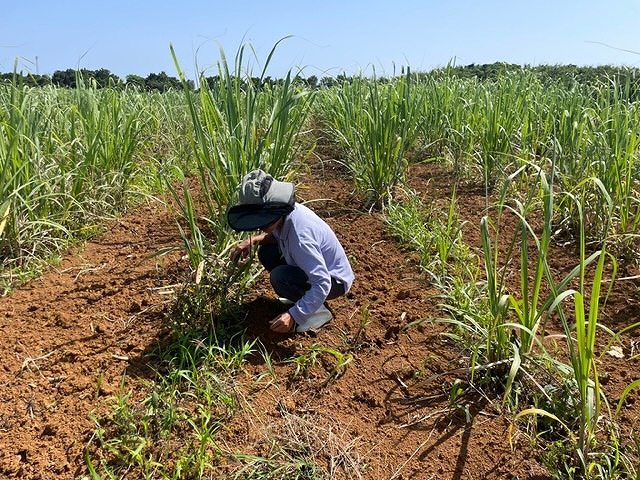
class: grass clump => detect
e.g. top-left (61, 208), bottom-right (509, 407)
top-left (85, 330), bottom-right (259, 479)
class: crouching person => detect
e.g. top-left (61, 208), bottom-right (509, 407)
top-left (228, 169), bottom-right (354, 333)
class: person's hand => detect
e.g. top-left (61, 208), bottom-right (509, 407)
top-left (269, 312), bottom-right (295, 333)
top-left (230, 238), bottom-right (252, 262)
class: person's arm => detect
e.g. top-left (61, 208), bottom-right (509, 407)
top-left (230, 232), bottom-right (276, 261)
top-left (287, 239), bottom-right (332, 324)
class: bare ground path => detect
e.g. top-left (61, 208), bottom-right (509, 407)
top-left (0, 200), bottom-right (184, 478)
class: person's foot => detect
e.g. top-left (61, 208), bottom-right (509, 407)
top-left (295, 304), bottom-right (332, 332)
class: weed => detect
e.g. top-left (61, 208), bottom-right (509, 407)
top-left (287, 343), bottom-right (352, 386)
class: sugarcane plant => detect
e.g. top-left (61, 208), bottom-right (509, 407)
top-left (168, 40), bottom-right (315, 323)
top-left (320, 68), bottom-right (422, 208)
top-left (0, 70), bottom-right (169, 291)
top-left (547, 177), bottom-right (615, 471)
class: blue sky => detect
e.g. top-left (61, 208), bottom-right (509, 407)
top-left (2, 1), bottom-right (639, 79)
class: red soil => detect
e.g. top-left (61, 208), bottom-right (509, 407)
top-left (1, 160), bottom-right (638, 479)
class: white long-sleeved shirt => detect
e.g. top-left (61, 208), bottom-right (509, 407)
top-left (271, 203), bottom-right (354, 328)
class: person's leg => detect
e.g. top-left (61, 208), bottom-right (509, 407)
top-left (269, 269), bottom-right (346, 331)
top-left (257, 244), bottom-right (286, 272)
top-left (326, 278), bottom-right (346, 300)
top-left (269, 265), bottom-right (310, 302)
top-left (270, 266), bottom-right (346, 303)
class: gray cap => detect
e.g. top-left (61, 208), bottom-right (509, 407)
top-left (226, 169), bottom-right (295, 231)
top-left (237, 169), bottom-right (295, 205)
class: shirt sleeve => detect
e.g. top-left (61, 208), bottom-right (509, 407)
top-left (286, 232), bottom-right (332, 325)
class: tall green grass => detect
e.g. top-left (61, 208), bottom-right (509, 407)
top-left (548, 178), bottom-right (615, 470)
top-left (473, 170), bottom-right (620, 471)
top-left (414, 70), bottom-right (639, 249)
top-left (0, 73), bottom-right (187, 290)
top-left (170, 41), bottom-right (314, 258)
top-left (386, 158), bottom-right (627, 474)
top-left (319, 69), bottom-right (421, 207)
top-left (165, 41), bottom-right (316, 329)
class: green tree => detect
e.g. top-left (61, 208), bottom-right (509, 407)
top-left (125, 74), bottom-right (145, 89)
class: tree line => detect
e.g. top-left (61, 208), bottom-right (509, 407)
top-left (0, 67), bottom-right (324, 91)
top-left (1, 63), bottom-right (639, 95)
top-left (436, 62), bottom-right (640, 101)
top-left (0, 68), bottom-right (190, 91)
top-left (432, 62), bottom-right (640, 89)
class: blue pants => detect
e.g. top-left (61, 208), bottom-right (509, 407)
top-left (258, 244), bottom-right (345, 302)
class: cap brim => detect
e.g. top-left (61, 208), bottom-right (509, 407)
top-left (226, 203), bottom-right (294, 231)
